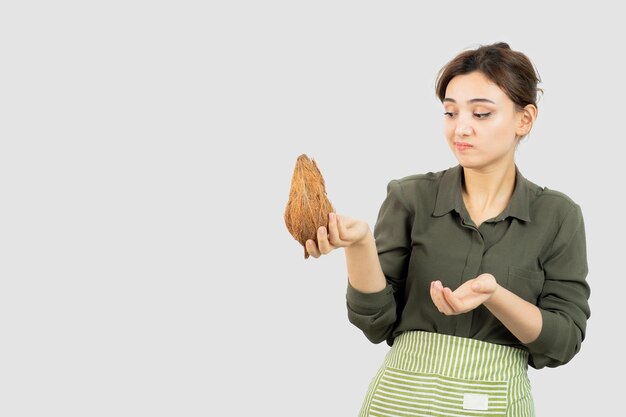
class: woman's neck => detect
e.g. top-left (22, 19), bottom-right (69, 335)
top-left (461, 162), bottom-right (516, 222)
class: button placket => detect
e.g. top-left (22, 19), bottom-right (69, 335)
top-left (454, 226), bottom-right (485, 337)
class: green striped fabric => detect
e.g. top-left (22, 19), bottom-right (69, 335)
top-left (358, 331), bottom-right (534, 417)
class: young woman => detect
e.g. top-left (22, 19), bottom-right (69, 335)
top-left (305, 42), bottom-right (591, 416)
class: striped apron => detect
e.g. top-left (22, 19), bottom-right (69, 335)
top-left (358, 331), bottom-right (534, 417)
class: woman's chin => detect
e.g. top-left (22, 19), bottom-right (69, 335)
top-left (455, 156), bottom-right (480, 169)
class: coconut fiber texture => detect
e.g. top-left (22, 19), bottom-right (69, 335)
top-left (284, 154), bottom-right (335, 259)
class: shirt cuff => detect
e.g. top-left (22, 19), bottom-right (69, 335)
top-left (346, 280), bottom-right (394, 314)
top-left (524, 308), bottom-right (560, 355)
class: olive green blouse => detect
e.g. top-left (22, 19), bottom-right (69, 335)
top-left (346, 165), bottom-right (591, 369)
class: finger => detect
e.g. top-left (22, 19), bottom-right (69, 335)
top-left (327, 212), bottom-right (344, 247)
top-left (439, 290), bottom-right (450, 316)
top-left (436, 282), bottom-right (455, 315)
top-left (305, 239), bottom-right (321, 258)
top-left (430, 281), bottom-right (438, 302)
top-left (337, 214), bottom-right (360, 243)
top-left (429, 281), bottom-right (443, 312)
top-left (336, 214), bottom-right (349, 241)
top-left (317, 226), bottom-right (334, 254)
top-left (443, 287), bottom-right (464, 313)
top-left (431, 281), bottom-right (453, 315)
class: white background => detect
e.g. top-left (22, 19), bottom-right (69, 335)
top-left (1, 1), bottom-right (623, 416)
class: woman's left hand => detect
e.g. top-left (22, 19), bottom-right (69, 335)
top-left (430, 273), bottom-right (498, 315)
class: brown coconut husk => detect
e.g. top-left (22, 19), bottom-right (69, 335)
top-left (284, 154), bottom-right (335, 259)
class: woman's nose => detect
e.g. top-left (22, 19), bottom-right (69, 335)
top-left (455, 122), bottom-right (473, 137)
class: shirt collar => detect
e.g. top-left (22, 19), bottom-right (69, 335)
top-left (433, 164), bottom-right (532, 223)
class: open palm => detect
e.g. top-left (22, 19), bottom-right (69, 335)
top-left (430, 273), bottom-right (498, 315)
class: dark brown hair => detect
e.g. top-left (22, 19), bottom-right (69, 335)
top-left (435, 42), bottom-right (543, 111)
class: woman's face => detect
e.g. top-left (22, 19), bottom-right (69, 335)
top-left (443, 71), bottom-right (525, 171)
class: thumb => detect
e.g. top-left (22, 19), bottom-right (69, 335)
top-left (473, 274), bottom-right (496, 293)
top-left (336, 214), bottom-right (351, 240)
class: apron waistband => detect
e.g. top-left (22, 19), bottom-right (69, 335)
top-left (385, 331), bottom-right (529, 382)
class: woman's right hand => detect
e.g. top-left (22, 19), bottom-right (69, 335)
top-left (305, 212), bottom-right (371, 258)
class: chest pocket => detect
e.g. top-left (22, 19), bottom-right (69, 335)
top-left (507, 266), bottom-right (545, 305)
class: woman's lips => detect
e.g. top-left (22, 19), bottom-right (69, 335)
top-left (455, 142), bottom-right (473, 151)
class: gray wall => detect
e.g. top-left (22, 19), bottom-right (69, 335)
top-left (1, 1), bottom-right (621, 415)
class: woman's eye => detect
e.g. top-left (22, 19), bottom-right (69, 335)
top-left (474, 112), bottom-right (491, 119)
top-left (443, 112), bottom-right (454, 117)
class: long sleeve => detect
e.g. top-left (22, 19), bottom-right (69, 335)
top-left (525, 204), bottom-right (591, 368)
top-left (346, 179), bottom-right (413, 344)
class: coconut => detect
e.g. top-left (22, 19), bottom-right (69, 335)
top-left (284, 154), bottom-right (335, 259)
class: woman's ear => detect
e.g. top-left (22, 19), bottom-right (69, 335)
top-left (516, 104), bottom-right (538, 138)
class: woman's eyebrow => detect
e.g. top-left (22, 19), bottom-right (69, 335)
top-left (443, 98), bottom-right (496, 104)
